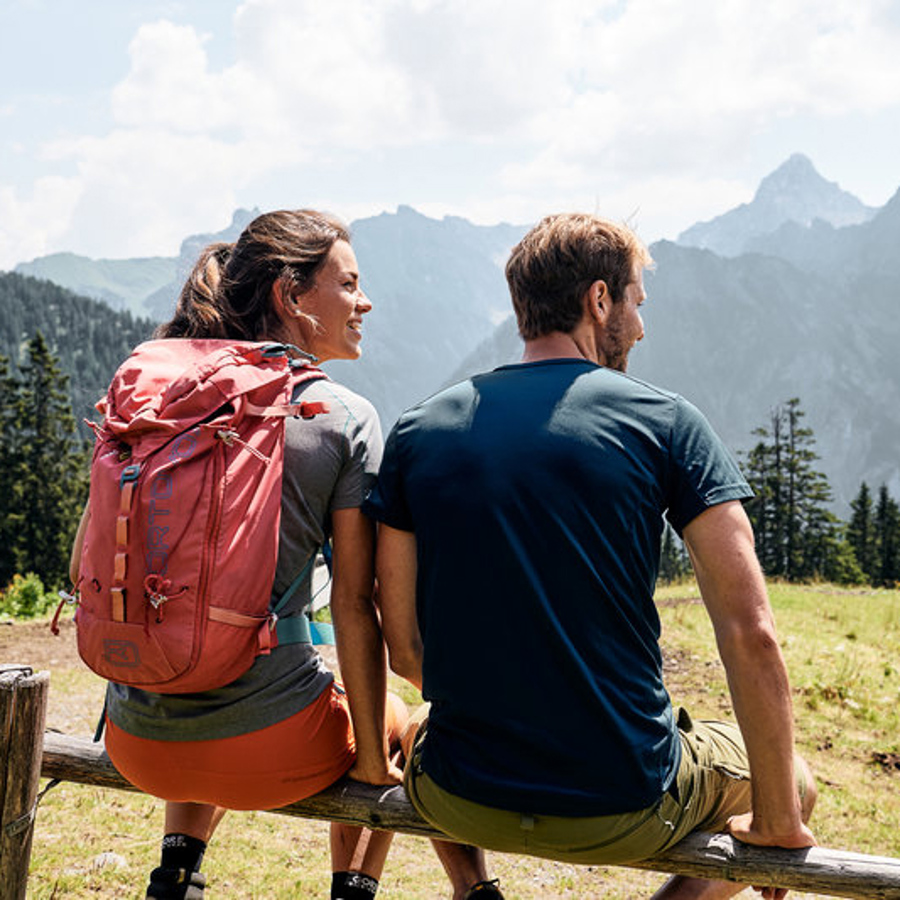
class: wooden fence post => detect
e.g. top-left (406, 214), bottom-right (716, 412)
top-left (0, 664), bottom-right (50, 900)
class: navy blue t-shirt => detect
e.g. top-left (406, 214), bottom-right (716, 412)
top-left (364, 360), bottom-right (752, 816)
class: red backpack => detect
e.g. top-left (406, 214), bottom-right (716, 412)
top-left (64, 339), bottom-right (328, 694)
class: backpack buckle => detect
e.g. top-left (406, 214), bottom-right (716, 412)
top-left (120, 463), bottom-right (141, 486)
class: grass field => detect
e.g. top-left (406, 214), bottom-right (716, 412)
top-left (9, 580), bottom-right (900, 898)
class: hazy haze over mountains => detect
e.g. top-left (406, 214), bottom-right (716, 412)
top-left (6, 154), bottom-right (899, 510)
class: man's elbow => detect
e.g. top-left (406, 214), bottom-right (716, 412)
top-left (717, 617), bottom-right (782, 661)
top-left (387, 644), bottom-right (423, 686)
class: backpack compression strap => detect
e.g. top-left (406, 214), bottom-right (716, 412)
top-left (245, 400), bottom-right (329, 419)
top-left (111, 463), bottom-right (142, 621)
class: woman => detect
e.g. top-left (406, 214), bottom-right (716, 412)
top-left (70, 210), bottom-right (497, 900)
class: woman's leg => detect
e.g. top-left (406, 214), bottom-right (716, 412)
top-left (146, 803), bottom-right (227, 899)
top-left (330, 691), bottom-right (408, 898)
top-left (164, 801), bottom-right (227, 841)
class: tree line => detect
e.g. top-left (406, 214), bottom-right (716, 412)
top-left (0, 333), bottom-right (897, 594)
top-left (0, 333), bottom-right (89, 591)
top-left (0, 270), bottom-right (154, 437)
top-left (664, 397), bottom-right (899, 587)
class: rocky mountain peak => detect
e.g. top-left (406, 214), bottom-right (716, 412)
top-left (752, 153), bottom-right (873, 227)
top-left (677, 153), bottom-right (876, 257)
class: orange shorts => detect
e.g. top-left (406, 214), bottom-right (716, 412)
top-left (105, 682), bottom-right (365, 810)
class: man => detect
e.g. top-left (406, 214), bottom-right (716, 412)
top-left (364, 213), bottom-right (816, 899)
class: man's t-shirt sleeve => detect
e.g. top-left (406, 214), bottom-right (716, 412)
top-left (362, 423), bottom-right (415, 531)
top-left (665, 396), bottom-right (753, 535)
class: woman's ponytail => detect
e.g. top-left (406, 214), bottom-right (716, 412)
top-left (155, 242), bottom-right (233, 338)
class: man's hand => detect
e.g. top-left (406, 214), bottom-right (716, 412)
top-left (726, 813), bottom-right (817, 900)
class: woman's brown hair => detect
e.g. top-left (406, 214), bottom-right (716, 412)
top-left (156, 209), bottom-right (350, 342)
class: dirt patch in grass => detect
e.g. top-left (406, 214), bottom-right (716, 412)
top-left (0, 615), bottom-right (340, 680)
top-left (871, 751), bottom-right (900, 773)
top-left (0, 616), bottom-right (82, 670)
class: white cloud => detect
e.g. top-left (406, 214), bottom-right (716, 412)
top-left (111, 21), bottom-right (235, 132)
top-left (2, 0), bottom-right (898, 265)
top-left (42, 128), bottom-right (260, 259)
top-left (493, 0), bottom-right (900, 209)
top-left (0, 177), bottom-right (82, 269)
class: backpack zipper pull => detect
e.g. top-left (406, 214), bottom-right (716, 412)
top-left (212, 427), bottom-right (270, 462)
top-left (50, 588), bottom-right (79, 635)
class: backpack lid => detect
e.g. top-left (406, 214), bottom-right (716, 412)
top-left (100, 340), bottom-right (318, 450)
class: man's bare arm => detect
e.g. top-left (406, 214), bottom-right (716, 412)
top-left (683, 500), bottom-right (815, 849)
top-left (374, 524), bottom-right (423, 691)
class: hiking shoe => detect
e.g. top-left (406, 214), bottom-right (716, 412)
top-left (147, 866), bottom-right (206, 900)
top-left (464, 879), bottom-right (504, 899)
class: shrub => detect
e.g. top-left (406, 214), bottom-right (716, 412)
top-left (0, 572), bottom-right (57, 620)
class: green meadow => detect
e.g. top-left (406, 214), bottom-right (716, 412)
top-left (15, 581), bottom-right (900, 899)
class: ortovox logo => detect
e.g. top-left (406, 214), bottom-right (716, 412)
top-left (102, 639), bottom-right (141, 668)
top-left (147, 469), bottom-right (173, 575)
top-left (169, 432), bottom-right (198, 461)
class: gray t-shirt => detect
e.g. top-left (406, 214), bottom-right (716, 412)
top-left (105, 378), bottom-right (383, 741)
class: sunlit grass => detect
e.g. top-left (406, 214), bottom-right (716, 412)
top-left (22, 583), bottom-right (900, 898)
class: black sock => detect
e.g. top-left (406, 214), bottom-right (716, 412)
top-left (160, 833), bottom-right (207, 874)
top-left (331, 870), bottom-right (379, 899)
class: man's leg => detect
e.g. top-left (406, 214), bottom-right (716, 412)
top-left (649, 755), bottom-right (817, 900)
top-left (401, 705), bottom-right (504, 900)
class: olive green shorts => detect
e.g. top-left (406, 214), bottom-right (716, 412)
top-left (404, 707), bottom-right (808, 865)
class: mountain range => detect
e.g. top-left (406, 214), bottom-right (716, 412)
top-left (6, 153), bottom-right (899, 510)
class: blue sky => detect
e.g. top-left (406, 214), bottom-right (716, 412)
top-left (1, 0), bottom-right (898, 269)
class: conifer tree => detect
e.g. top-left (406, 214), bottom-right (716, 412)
top-left (743, 432), bottom-right (775, 572)
top-left (847, 482), bottom-right (877, 582)
top-left (0, 354), bottom-right (18, 586)
top-left (742, 398), bottom-right (843, 582)
top-left (874, 484), bottom-right (900, 587)
top-left (659, 522), bottom-right (690, 584)
top-left (9, 332), bottom-right (89, 587)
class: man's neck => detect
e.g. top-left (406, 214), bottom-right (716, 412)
top-left (521, 329), bottom-right (599, 364)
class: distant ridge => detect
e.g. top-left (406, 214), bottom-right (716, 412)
top-left (678, 153), bottom-right (877, 257)
top-left (7, 159), bottom-right (900, 509)
top-left (14, 252), bottom-right (176, 313)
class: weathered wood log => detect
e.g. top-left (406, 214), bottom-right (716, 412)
top-left (1, 667), bottom-right (50, 900)
top-left (637, 834), bottom-right (900, 899)
top-left (40, 731), bottom-right (440, 838)
top-left (40, 731), bottom-right (900, 899)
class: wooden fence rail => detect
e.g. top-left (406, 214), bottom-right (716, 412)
top-left (39, 732), bottom-right (900, 900)
top-left (4, 666), bottom-right (900, 899)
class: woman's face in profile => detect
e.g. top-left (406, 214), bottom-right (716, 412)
top-left (295, 240), bottom-right (373, 363)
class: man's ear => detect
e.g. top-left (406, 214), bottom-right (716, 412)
top-left (585, 280), bottom-right (610, 324)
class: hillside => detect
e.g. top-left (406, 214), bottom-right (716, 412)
top-left (325, 206), bottom-right (526, 425)
top-left (0, 272), bottom-right (156, 429)
top-left (14, 252), bottom-right (177, 314)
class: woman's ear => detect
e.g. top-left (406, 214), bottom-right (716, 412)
top-left (272, 277), bottom-right (297, 322)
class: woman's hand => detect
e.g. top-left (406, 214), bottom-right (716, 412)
top-left (347, 757), bottom-right (404, 786)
